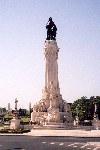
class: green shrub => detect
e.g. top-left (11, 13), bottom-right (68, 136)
top-left (0, 129), bottom-right (30, 133)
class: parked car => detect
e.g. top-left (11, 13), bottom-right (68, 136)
top-left (83, 120), bottom-right (92, 126)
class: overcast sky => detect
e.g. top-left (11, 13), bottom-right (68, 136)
top-left (0, 0), bottom-right (100, 109)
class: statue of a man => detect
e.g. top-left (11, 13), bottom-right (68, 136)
top-left (46, 17), bottom-right (57, 40)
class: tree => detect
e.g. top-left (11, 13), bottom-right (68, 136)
top-left (71, 96), bottom-right (94, 121)
top-left (19, 108), bottom-right (26, 117)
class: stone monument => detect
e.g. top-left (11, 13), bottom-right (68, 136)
top-left (31, 18), bottom-right (72, 126)
top-left (10, 98), bottom-right (21, 129)
top-left (92, 100), bottom-right (100, 130)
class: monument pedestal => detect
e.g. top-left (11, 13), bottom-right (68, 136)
top-left (10, 117), bottom-right (21, 130)
top-left (92, 118), bottom-right (100, 130)
top-left (10, 112), bottom-right (21, 130)
top-left (92, 102), bottom-right (100, 130)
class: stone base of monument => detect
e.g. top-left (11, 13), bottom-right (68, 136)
top-left (43, 122), bottom-right (74, 130)
top-left (92, 118), bottom-right (100, 130)
top-left (10, 118), bottom-right (21, 130)
top-left (43, 122), bottom-right (66, 128)
top-left (43, 122), bottom-right (65, 127)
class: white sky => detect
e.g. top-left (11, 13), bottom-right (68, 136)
top-left (0, 0), bottom-right (100, 109)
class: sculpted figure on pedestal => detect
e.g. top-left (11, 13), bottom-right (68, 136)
top-left (46, 17), bottom-right (57, 40)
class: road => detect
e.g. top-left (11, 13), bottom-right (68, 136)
top-left (0, 136), bottom-right (100, 150)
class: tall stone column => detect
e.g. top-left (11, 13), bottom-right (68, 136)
top-left (44, 40), bottom-right (59, 91)
top-left (42, 40), bottom-right (62, 113)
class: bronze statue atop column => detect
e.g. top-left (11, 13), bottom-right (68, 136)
top-left (46, 17), bottom-right (57, 40)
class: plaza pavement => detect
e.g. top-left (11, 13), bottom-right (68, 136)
top-left (0, 125), bottom-right (100, 137)
top-left (0, 125), bottom-right (100, 138)
top-left (25, 128), bottom-right (100, 138)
